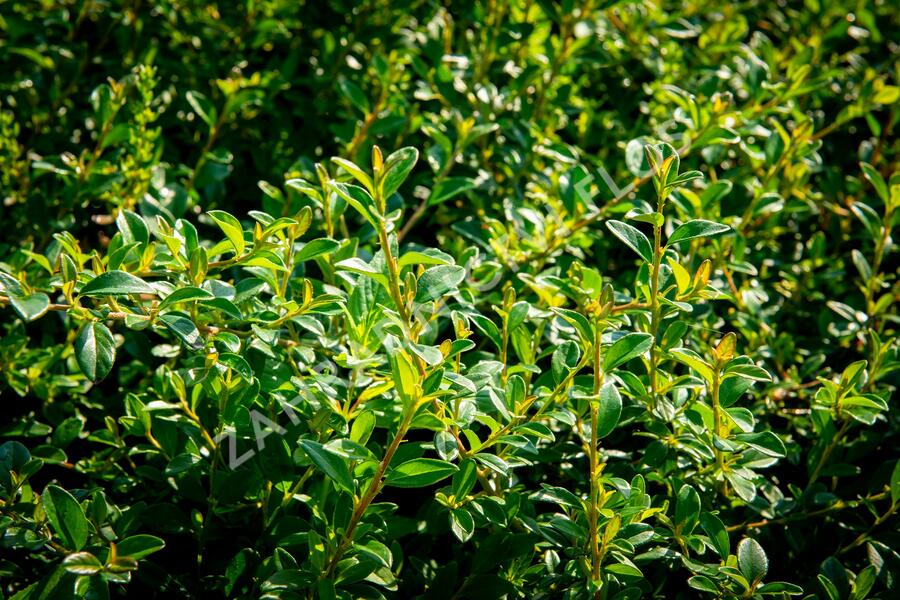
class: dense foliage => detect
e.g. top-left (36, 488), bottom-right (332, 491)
top-left (1, 1), bottom-right (899, 598)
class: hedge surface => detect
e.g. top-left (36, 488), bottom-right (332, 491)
top-left (0, 1), bottom-right (898, 599)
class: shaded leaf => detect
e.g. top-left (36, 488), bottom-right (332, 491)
top-left (43, 485), bottom-right (89, 550)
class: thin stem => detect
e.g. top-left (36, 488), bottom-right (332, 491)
top-left (711, 370), bottom-right (725, 475)
top-left (648, 202), bottom-right (664, 409)
top-left (864, 215), bottom-right (891, 317)
top-left (398, 147), bottom-right (458, 241)
top-left (838, 502), bottom-right (899, 555)
top-left (187, 106), bottom-right (227, 193)
top-left (500, 310), bottom-right (509, 385)
top-left (323, 406), bottom-right (415, 578)
top-left (588, 318), bottom-right (605, 582)
top-left (264, 466), bottom-right (316, 528)
top-left (279, 233), bottom-right (296, 300)
top-left (807, 420), bottom-right (851, 488)
top-left (378, 226), bottom-right (411, 327)
top-left (728, 491), bottom-right (889, 532)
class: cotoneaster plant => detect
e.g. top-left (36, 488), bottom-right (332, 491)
top-left (0, 140), bottom-right (883, 600)
top-left (2, 2), bottom-right (900, 599)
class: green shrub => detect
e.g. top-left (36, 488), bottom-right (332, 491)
top-left (1, 1), bottom-right (898, 599)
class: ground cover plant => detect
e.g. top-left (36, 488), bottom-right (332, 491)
top-left (1, 1), bottom-right (899, 598)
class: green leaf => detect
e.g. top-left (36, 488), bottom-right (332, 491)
top-left (285, 178), bottom-right (323, 202)
top-left (667, 170), bottom-right (704, 188)
top-left (851, 565), bottom-right (878, 600)
top-left (386, 458), bottom-right (458, 488)
top-left (43, 485), bottom-right (90, 550)
top-left (295, 238), bottom-right (340, 262)
top-left (818, 574), bottom-right (841, 600)
top-left (757, 582), bottom-right (804, 596)
top-left (688, 576), bottom-right (719, 594)
top-left (337, 78), bottom-right (369, 113)
top-left (7, 291), bottom-right (51, 321)
top-left (218, 353), bottom-right (254, 380)
top-left (737, 538), bottom-right (768, 583)
top-left (675, 484), bottom-right (700, 533)
top-left (0, 441), bottom-right (31, 492)
top-left (646, 141), bottom-right (680, 187)
top-left (603, 332), bottom-right (653, 371)
top-left (63, 552), bottom-right (103, 575)
top-left (52, 417), bottom-right (83, 448)
top-left (850, 203), bottom-right (881, 240)
top-left (669, 348), bottom-right (714, 383)
top-left (415, 265), bottom-right (466, 303)
top-left (350, 411), bottom-right (376, 446)
top-left (873, 85), bottom-right (900, 105)
top-left (331, 158), bottom-right (374, 192)
top-left (381, 147), bottom-right (418, 198)
top-left (409, 342), bottom-right (443, 366)
top-left (429, 177), bottom-right (477, 206)
top-left (398, 248), bottom-right (454, 268)
top-left (720, 374), bottom-right (753, 407)
top-left (389, 349), bottom-right (419, 407)
top-left (606, 220), bottom-right (653, 263)
top-left (470, 314), bottom-right (502, 351)
top-left (434, 430), bottom-right (457, 461)
top-left (605, 563), bottom-right (643, 578)
top-left (629, 211), bottom-right (664, 227)
top-left (860, 162), bottom-right (889, 203)
top-left (699, 512), bottom-right (729, 559)
top-left (667, 219), bottom-right (731, 246)
top-left (75, 321), bottom-right (116, 382)
top-left (298, 439), bottom-right (354, 492)
top-left (158, 313), bottom-right (203, 349)
top-left (329, 181), bottom-right (378, 227)
top-left (335, 257), bottom-right (389, 290)
top-left (9, 46), bottom-right (55, 70)
top-left (158, 287), bottom-right (216, 311)
top-left (207, 210), bottom-right (246, 256)
top-left (625, 138), bottom-right (653, 177)
top-left (116, 534), bottom-right (166, 560)
top-left (506, 375), bottom-right (525, 410)
top-left (735, 431), bottom-right (786, 457)
top-left (242, 250), bottom-right (287, 271)
top-left (551, 340), bottom-right (580, 385)
top-left (839, 360), bottom-right (867, 390)
top-left (450, 507), bottom-right (475, 542)
top-left (452, 458), bottom-right (478, 499)
top-left (723, 363), bottom-right (773, 382)
top-left (116, 210), bottom-right (149, 247)
top-left (727, 472), bottom-right (757, 502)
top-left (551, 307), bottom-right (594, 343)
top-left (596, 382), bottom-right (622, 439)
top-left (185, 90), bottom-right (216, 128)
top-left (79, 271), bottom-right (156, 297)
top-left (354, 539), bottom-right (392, 569)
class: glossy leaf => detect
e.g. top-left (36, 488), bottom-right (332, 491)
top-left (207, 211), bottom-right (246, 256)
top-left (605, 220), bottom-right (653, 263)
top-left (75, 321), bottom-right (116, 382)
top-left (386, 458), bottom-right (457, 488)
top-left (43, 485), bottom-right (89, 550)
top-left (737, 538), bottom-right (768, 583)
top-left (666, 220), bottom-right (731, 246)
top-left (604, 332), bottom-right (653, 371)
top-left (79, 271), bottom-right (156, 297)
top-left (298, 440), bottom-right (354, 492)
